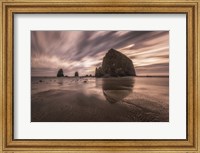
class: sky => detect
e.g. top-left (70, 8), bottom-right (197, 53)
top-left (31, 31), bottom-right (169, 77)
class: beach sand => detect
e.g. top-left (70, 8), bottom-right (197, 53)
top-left (31, 77), bottom-right (169, 122)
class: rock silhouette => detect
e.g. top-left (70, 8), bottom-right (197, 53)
top-left (95, 48), bottom-right (136, 77)
top-left (57, 69), bottom-right (64, 77)
top-left (75, 71), bottom-right (79, 77)
top-left (95, 67), bottom-right (104, 77)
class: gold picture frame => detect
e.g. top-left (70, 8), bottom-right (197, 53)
top-left (0, 0), bottom-right (200, 152)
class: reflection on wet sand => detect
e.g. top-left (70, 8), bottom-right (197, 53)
top-left (31, 77), bottom-right (169, 122)
top-left (57, 79), bottom-right (63, 85)
top-left (102, 77), bottom-right (134, 103)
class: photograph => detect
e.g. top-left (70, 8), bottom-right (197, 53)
top-left (31, 31), bottom-right (169, 122)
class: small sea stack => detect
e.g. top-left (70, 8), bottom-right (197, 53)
top-left (75, 71), bottom-right (79, 77)
top-left (57, 69), bottom-right (64, 77)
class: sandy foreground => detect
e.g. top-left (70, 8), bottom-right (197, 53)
top-left (31, 87), bottom-right (169, 122)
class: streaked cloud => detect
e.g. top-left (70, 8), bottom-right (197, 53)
top-left (31, 31), bottom-right (169, 76)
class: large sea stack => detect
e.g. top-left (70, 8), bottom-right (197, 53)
top-left (95, 48), bottom-right (136, 77)
top-left (57, 69), bottom-right (64, 77)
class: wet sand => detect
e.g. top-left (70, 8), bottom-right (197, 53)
top-left (31, 77), bottom-right (169, 122)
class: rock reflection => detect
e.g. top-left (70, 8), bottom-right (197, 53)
top-left (102, 77), bottom-right (134, 103)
